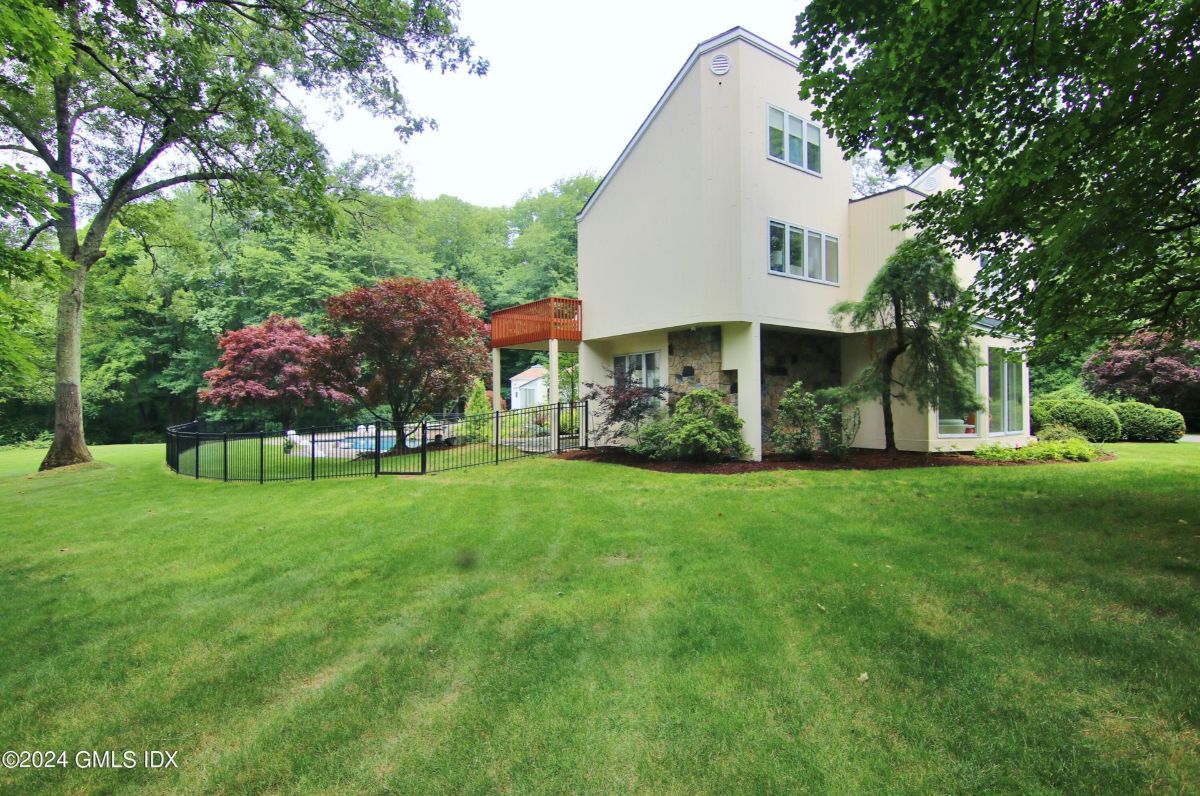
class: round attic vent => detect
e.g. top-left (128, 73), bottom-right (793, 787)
top-left (709, 53), bottom-right (731, 75)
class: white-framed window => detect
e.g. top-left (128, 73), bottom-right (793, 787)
top-left (768, 105), bottom-right (821, 174)
top-left (768, 220), bottom-right (839, 284)
top-left (938, 364), bottom-right (981, 437)
top-left (520, 385), bottom-right (537, 407)
top-left (613, 351), bottom-right (660, 388)
top-left (987, 347), bottom-right (1025, 434)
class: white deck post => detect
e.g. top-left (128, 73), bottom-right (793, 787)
top-left (548, 338), bottom-right (560, 406)
top-left (548, 338), bottom-right (560, 447)
top-left (491, 347), bottom-right (502, 411)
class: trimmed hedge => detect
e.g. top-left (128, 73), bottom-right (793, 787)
top-left (1031, 399), bottom-right (1122, 442)
top-left (1112, 402), bottom-right (1186, 442)
top-left (1035, 423), bottom-right (1087, 442)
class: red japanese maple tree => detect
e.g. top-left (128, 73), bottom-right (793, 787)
top-left (309, 278), bottom-right (489, 437)
top-left (200, 314), bottom-right (352, 426)
top-left (1084, 332), bottom-right (1200, 426)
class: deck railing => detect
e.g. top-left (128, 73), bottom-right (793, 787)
top-left (490, 297), bottom-right (582, 348)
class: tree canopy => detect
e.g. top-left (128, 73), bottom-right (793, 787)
top-left (795, 0), bottom-right (1200, 354)
top-left (310, 277), bottom-right (489, 436)
top-left (0, 0), bottom-right (485, 469)
top-left (200, 314), bottom-right (351, 426)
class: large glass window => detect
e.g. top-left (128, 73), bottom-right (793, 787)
top-left (938, 364), bottom-right (980, 436)
top-left (613, 352), bottom-right (660, 388)
top-left (767, 105), bottom-right (821, 174)
top-left (767, 221), bottom-right (839, 284)
top-left (988, 348), bottom-right (1025, 434)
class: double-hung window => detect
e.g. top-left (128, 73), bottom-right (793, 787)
top-left (613, 352), bottom-right (660, 388)
top-left (987, 348), bottom-right (1025, 434)
top-left (769, 221), bottom-right (839, 284)
top-left (768, 106), bottom-right (821, 174)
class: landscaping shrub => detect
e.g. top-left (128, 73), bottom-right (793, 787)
top-left (771, 382), bottom-right (861, 461)
top-left (630, 389), bottom-right (749, 462)
top-left (583, 370), bottom-right (672, 443)
top-left (975, 439), bottom-right (1099, 462)
top-left (771, 383), bottom-right (821, 459)
top-left (1031, 398), bottom-right (1122, 442)
top-left (462, 378), bottom-right (491, 442)
top-left (1029, 399), bottom-right (1060, 431)
top-left (1112, 402), bottom-right (1186, 442)
top-left (1035, 423), bottom-right (1087, 443)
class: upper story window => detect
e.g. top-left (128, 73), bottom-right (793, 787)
top-left (769, 220), bottom-right (839, 285)
top-left (768, 106), bottom-right (821, 175)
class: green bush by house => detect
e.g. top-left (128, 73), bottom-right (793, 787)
top-left (631, 388), bottom-right (749, 462)
top-left (1112, 401), bottom-right (1186, 442)
top-left (1031, 398), bottom-right (1122, 442)
top-left (771, 381), bottom-right (861, 461)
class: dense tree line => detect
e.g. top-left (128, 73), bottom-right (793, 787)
top-left (0, 174), bottom-right (597, 444)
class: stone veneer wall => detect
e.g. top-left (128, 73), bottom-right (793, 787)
top-left (760, 329), bottom-right (841, 448)
top-left (667, 328), bottom-right (736, 402)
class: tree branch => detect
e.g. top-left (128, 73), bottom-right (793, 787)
top-left (21, 220), bottom-right (55, 250)
top-left (0, 103), bottom-right (57, 167)
top-left (125, 170), bottom-right (233, 202)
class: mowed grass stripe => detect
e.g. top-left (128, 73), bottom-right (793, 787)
top-left (0, 443), bottom-right (1196, 793)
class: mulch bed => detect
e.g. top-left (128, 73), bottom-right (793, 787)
top-left (555, 446), bottom-right (1109, 474)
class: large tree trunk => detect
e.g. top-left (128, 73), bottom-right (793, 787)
top-left (40, 263), bottom-right (93, 469)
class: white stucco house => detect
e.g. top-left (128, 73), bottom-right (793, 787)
top-left (490, 27), bottom-right (1031, 460)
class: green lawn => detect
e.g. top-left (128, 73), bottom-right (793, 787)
top-left (1, 444), bottom-right (1197, 794)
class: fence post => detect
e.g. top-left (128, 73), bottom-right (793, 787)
top-left (494, 411), bottom-right (500, 465)
top-left (310, 429), bottom-right (316, 480)
top-left (582, 399), bottom-right (589, 450)
top-left (420, 420), bottom-right (428, 474)
top-left (194, 431), bottom-right (200, 478)
top-left (259, 431), bottom-right (265, 483)
top-left (222, 431), bottom-right (229, 482)
top-left (374, 423), bottom-right (381, 477)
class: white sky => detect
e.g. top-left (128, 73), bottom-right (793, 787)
top-left (300, 0), bottom-right (806, 207)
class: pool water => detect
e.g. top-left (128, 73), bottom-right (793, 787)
top-left (341, 434), bottom-right (397, 451)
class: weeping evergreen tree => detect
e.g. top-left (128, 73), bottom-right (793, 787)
top-left (834, 234), bottom-right (981, 451)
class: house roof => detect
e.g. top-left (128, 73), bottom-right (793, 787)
top-left (510, 364), bottom-right (548, 385)
top-left (577, 27), bottom-right (801, 221)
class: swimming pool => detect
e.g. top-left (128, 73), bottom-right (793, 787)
top-left (340, 434), bottom-right (397, 452)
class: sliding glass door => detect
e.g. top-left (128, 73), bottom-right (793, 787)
top-left (988, 348), bottom-right (1025, 434)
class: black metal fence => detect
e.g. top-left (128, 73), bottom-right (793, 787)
top-left (165, 401), bottom-right (588, 482)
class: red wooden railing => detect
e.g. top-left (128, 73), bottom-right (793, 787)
top-left (490, 297), bottom-right (582, 348)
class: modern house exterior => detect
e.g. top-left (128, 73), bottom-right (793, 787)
top-left (491, 27), bottom-right (1030, 460)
